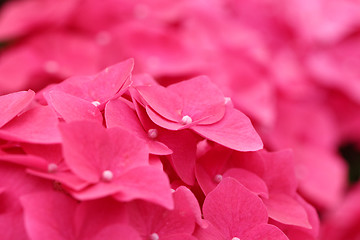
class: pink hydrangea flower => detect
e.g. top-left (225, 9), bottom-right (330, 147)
top-left (59, 120), bottom-right (173, 209)
top-left (134, 76), bottom-right (263, 151)
top-left (195, 177), bottom-right (289, 240)
top-left (125, 186), bottom-right (203, 239)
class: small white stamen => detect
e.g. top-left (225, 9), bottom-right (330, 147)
top-left (214, 174), bottom-right (223, 183)
top-left (224, 97), bottom-right (232, 104)
top-left (102, 170), bottom-right (113, 182)
top-left (149, 233), bottom-right (159, 240)
top-left (147, 129), bottom-right (158, 139)
top-left (91, 101), bottom-right (101, 107)
top-left (95, 31), bottom-right (112, 46)
top-left (170, 188), bottom-right (175, 193)
top-left (181, 115), bottom-right (192, 125)
top-left (232, 237), bottom-right (240, 240)
top-left (44, 60), bottom-right (59, 74)
top-left (47, 163), bottom-right (58, 173)
top-left (134, 4), bottom-right (149, 19)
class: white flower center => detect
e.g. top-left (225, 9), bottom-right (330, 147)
top-left (102, 170), bottom-right (113, 182)
top-left (181, 115), bottom-right (192, 125)
top-left (232, 237), bottom-right (240, 240)
top-left (47, 163), bottom-right (58, 173)
top-left (224, 97), bottom-right (232, 104)
top-left (147, 129), bottom-right (158, 139)
top-left (91, 101), bottom-right (101, 107)
top-left (214, 174), bottom-right (223, 183)
top-left (149, 233), bottom-right (159, 240)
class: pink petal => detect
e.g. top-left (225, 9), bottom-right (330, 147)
top-left (228, 151), bottom-right (266, 178)
top-left (49, 59), bottom-right (133, 105)
top-left (47, 90), bottom-right (103, 123)
top-left (0, 106), bottom-right (61, 144)
top-left (193, 104), bottom-right (263, 151)
top-left (261, 149), bottom-right (297, 194)
top-left (269, 194), bottom-right (319, 239)
top-left (59, 121), bottom-right (149, 183)
top-left (223, 168), bottom-right (269, 198)
top-left (167, 76), bottom-right (226, 125)
top-left (71, 166), bottom-right (173, 210)
top-left (70, 180), bottom-right (128, 201)
top-left (203, 177), bottom-right (268, 237)
top-left (20, 190), bottom-right (77, 240)
top-left (263, 193), bottom-right (311, 228)
top-left (92, 224), bottom-right (142, 240)
top-left (0, 90), bottom-right (34, 128)
top-left (49, 75), bottom-right (94, 101)
top-left (113, 166), bottom-right (173, 210)
top-left (194, 222), bottom-right (226, 240)
top-left (74, 198), bottom-right (132, 239)
top-left (0, 162), bottom-right (49, 240)
top-left (174, 186), bottom-right (208, 228)
top-left (21, 143), bottom-right (63, 164)
top-left (162, 234), bottom-right (198, 240)
top-left (136, 84), bottom-right (183, 122)
top-left (146, 106), bottom-right (184, 130)
top-left (242, 224), bottom-right (289, 240)
top-left (0, 152), bottom-right (47, 170)
top-left (27, 169), bottom-right (89, 191)
top-left (157, 129), bottom-right (200, 185)
top-left (195, 144), bottom-right (232, 195)
top-left (88, 59), bottom-right (134, 103)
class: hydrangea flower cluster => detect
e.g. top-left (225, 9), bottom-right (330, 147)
top-left (0, 60), bottom-right (318, 239)
top-left (1, 0), bottom-right (360, 239)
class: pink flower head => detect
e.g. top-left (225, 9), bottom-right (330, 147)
top-left (135, 76), bottom-right (263, 151)
top-left (59, 121), bottom-right (173, 209)
top-left (195, 177), bottom-right (289, 240)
